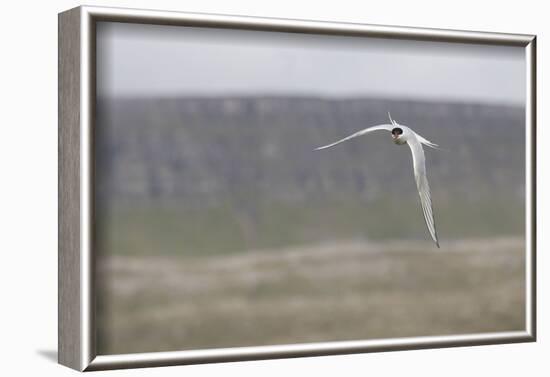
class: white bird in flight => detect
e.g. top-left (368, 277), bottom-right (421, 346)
top-left (315, 113), bottom-right (440, 247)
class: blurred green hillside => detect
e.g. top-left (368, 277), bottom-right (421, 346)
top-left (95, 96), bottom-right (525, 254)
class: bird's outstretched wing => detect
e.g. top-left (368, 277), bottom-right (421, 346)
top-left (315, 124), bottom-right (393, 150)
top-left (407, 135), bottom-right (439, 247)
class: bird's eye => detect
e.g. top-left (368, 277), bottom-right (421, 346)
top-left (391, 127), bottom-right (403, 136)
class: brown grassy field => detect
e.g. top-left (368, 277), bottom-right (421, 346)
top-left (96, 237), bottom-right (525, 355)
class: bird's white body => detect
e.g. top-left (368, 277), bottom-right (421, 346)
top-left (393, 138), bottom-right (407, 145)
top-left (315, 114), bottom-right (440, 247)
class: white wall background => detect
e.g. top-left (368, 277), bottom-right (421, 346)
top-left (0, 0), bottom-right (546, 375)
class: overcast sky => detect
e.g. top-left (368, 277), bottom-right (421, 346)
top-left (97, 21), bottom-right (525, 105)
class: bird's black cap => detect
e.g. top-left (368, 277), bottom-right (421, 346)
top-left (391, 127), bottom-right (403, 136)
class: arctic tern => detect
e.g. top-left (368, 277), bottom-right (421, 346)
top-left (315, 113), bottom-right (440, 247)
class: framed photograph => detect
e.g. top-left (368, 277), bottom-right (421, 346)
top-left (58, 5), bottom-right (536, 371)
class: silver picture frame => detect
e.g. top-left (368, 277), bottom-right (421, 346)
top-left (58, 5), bottom-right (537, 371)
